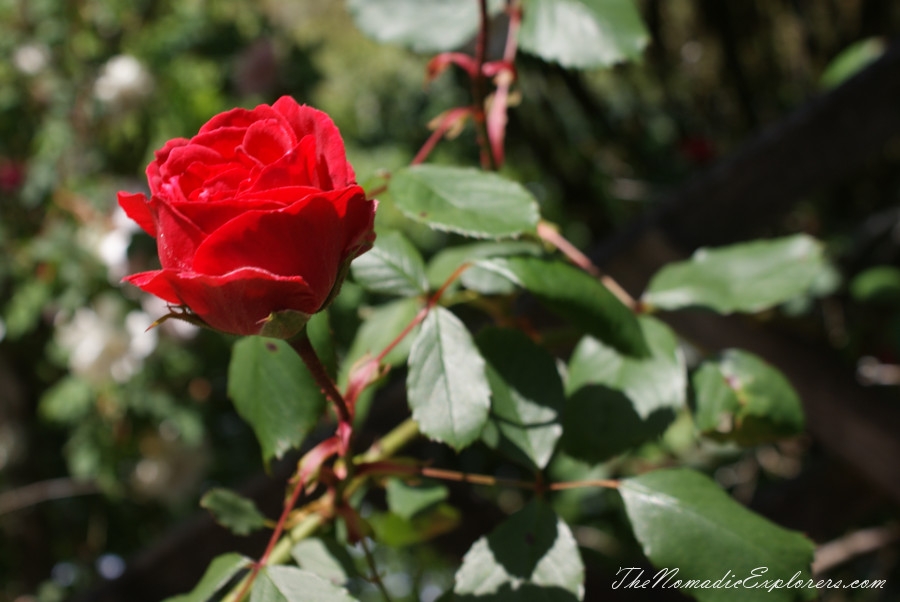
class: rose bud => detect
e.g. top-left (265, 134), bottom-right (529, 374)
top-left (119, 96), bottom-right (376, 339)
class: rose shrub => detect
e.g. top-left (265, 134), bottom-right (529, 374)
top-left (119, 96), bottom-right (376, 338)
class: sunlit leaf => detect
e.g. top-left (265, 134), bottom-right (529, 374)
top-left (407, 307), bottom-right (492, 450)
top-left (620, 469), bottom-right (816, 602)
top-left (391, 165), bottom-right (540, 239)
top-left (563, 316), bottom-right (685, 462)
top-left (351, 230), bottom-right (428, 297)
top-left (346, 0), bottom-right (503, 53)
top-left (291, 538), bottom-right (358, 586)
top-left (251, 566), bottom-right (359, 602)
top-left (519, 0), bottom-right (649, 68)
top-left (478, 328), bottom-right (565, 470)
top-left (453, 500), bottom-right (584, 600)
top-left (643, 235), bottom-right (827, 314)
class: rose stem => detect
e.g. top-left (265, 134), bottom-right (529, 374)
top-left (420, 467), bottom-right (537, 490)
top-left (230, 471), bottom-right (310, 602)
top-left (471, 0), bottom-right (497, 171)
top-left (549, 479), bottom-right (621, 491)
top-left (360, 536), bottom-right (394, 602)
top-left (536, 221), bottom-right (640, 311)
top-left (291, 331), bottom-right (353, 426)
top-left (224, 419), bottom-right (422, 602)
top-left (418, 467), bottom-right (621, 492)
top-left (375, 262), bottom-right (472, 364)
top-left (411, 107), bottom-right (471, 166)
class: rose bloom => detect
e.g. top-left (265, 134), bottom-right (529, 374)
top-left (119, 96), bottom-right (376, 337)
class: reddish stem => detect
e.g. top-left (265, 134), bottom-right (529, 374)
top-left (421, 467), bottom-right (537, 490)
top-left (231, 475), bottom-right (309, 601)
top-left (411, 107), bottom-right (472, 166)
top-left (549, 479), bottom-right (620, 491)
top-left (232, 435), bottom-right (343, 600)
top-left (484, 2), bottom-right (522, 167)
top-left (292, 332), bottom-right (353, 425)
top-left (536, 221), bottom-right (639, 311)
top-left (375, 262), bottom-right (473, 364)
top-left (471, 0), bottom-right (496, 170)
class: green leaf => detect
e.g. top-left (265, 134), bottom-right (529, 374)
top-left (386, 478), bottom-right (449, 520)
top-left (350, 230), bottom-right (429, 297)
top-left (477, 328), bottom-right (565, 470)
top-left (619, 468), bottom-right (816, 602)
top-left (3, 279), bottom-right (51, 339)
top-left (691, 349), bottom-right (805, 446)
top-left (643, 235), bottom-right (827, 314)
top-left (369, 503), bottom-right (461, 547)
top-left (291, 538), bottom-right (358, 586)
top-left (200, 488), bottom-right (267, 536)
top-left (820, 37), bottom-right (886, 89)
top-left (566, 316), bottom-right (685, 410)
top-left (850, 265), bottom-right (900, 304)
top-left (519, 0), bottom-right (649, 69)
top-left (251, 566), bottom-right (359, 602)
top-left (228, 337), bottom-right (326, 466)
top-left (407, 306), bottom-right (492, 450)
top-left (346, 0), bottom-right (502, 53)
top-left (39, 376), bottom-right (93, 424)
top-left (340, 297), bottom-right (423, 388)
top-left (164, 553), bottom-right (250, 602)
top-left (479, 256), bottom-right (648, 357)
top-left (427, 241), bottom-right (543, 290)
top-left (453, 499), bottom-right (584, 600)
top-left (391, 165), bottom-right (540, 239)
top-left (562, 316), bottom-right (685, 462)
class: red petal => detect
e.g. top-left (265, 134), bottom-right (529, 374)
top-left (124, 269), bottom-right (181, 304)
top-left (197, 104), bottom-right (280, 133)
top-left (237, 185), bottom-right (322, 205)
top-left (326, 186), bottom-right (377, 257)
top-left (149, 197), bottom-right (207, 271)
top-left (243, 137), bottom-right (318, 192)
top-left (272, 97), bottom-right (355, 189)
top-left (147, 138), bottom-right (189, 195)
top-left (238, 119), bottom-right (295, 165)
top-left (130, 267), bottom-right (319, 336)
top-left (191, 165), bottom-right (250, 201)
top-left (190, 126), bottom-right (250, 160)
top-left (118, 191), bottom-right (155, 236)
top-left (159, 144), bottom-right (223, 181)
top-left (172, 198), bottom-right (282, 234)
top-left (191, 194), bottom-right (344, 305)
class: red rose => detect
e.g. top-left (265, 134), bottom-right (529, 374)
top-left (119, 96), bottom-right (376, 338)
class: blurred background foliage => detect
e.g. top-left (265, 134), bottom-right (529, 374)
top-left (2, 0), bottom-right (900, 601)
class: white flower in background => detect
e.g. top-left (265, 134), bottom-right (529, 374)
top-left (94, 54), bottom-right (154, 108)
top-left (80, 206), bottom-right (141, 283)
top-left (54, 295), bottom-right (158, 385)
top-left (13, 43), bottom-right (50, 75)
